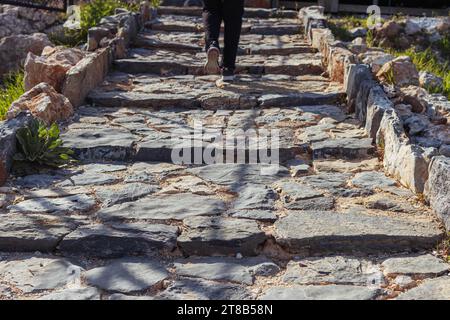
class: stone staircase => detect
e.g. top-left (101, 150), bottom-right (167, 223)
top-left (0, 7), bottom-right (448, 300)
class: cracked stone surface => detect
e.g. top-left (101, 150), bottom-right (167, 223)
top-left (85, 258), bottom-right (168, 293)
top-left (1, 6), bottom-right (448, 301)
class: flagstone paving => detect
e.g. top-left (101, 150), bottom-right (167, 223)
top-left (0, 6), bottom-right (448, 300)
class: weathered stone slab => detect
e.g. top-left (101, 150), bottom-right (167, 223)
top-left (283, 256), bottom-right (384, 286)
top-left (284, 196), bottom-right (335, 211)
top-left (38, 287), bottom-right (101, 300)
top-left (97, 193), bottom-right (225, 222)
top-left (396, 276), bottom-right (450, 300)
top-left (260, 285), bottom-right (380, 300)
top-left (95, 183), bottom-right (159, 206)
top-left (274, 211), bottom-right (444, 255)
top-left (173, 257), bottom-right (280, 285)
top-left (425, 156), bottom-right (450, 230)
top-left (0, 257), bottom-right (83, 293)
top-left (232, 184), bottom-right (277, 210)
top-left (159, 278), bottom-right (253, 300)
top-left (311, 138), bottom-right (375, 160)
top-left (57, 172), bottom-right (120, 186)
top-left (85, 258), bottom-right (168, 293)
top-left (350, 171), bottom-right (397, 190)
top-left (229, 210), bottom-right (278, 222)
top-left (59, 223), bottom-right (178, 257)
top-left (178, 216), bottom-right (266, 256)
top-left (0, 214), bottom-right (76, 252)
top-left (258, 92), bottom-right (343, 108)
top-left (381, 254), bottom-right (449, 278)
top-left (8, 194), bottom-right (96, 214)
top-left (313, 158), bottom-right (379, 173)
top-left (61, 127), bottom-right (137, 161)
top-left (187, 164), bottom-right (289, 189)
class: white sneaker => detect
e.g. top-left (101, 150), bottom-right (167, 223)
top-left (204, 46), bottom-right (220, 75)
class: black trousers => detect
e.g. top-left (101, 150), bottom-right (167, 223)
top-left (203, 0), bottom-right (244, 70)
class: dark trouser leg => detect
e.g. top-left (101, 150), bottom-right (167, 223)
top-left (202, 0), bottom-right (222, 51)
top-left (222, 0), bottom-right (244, 70)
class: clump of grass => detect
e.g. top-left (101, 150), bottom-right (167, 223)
top-left (391, 47), bottom-right (450, 99)
top-left (328, 15), bottom-right (368, 42)
top-left (0, 72), bottom-right (25, 121)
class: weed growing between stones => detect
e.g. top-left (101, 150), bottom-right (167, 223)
top-left (328, 15), bottom-right (369, 41)
top-left (0, 72), bottom-right (25, 121)
top-left (436, 233), bottom-right (450, 263)
top-left (13, 118), bottom-right (75, 171)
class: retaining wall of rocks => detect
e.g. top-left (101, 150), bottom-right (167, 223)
top-left (0, 5), bottom-right (151, 186)
top-left (300, 6), bottom-right (450, 230)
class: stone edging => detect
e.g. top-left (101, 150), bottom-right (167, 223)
top-left (300, 6), bottom-right (450, 230)
top-left (0, 4), bottom-right (152, 186)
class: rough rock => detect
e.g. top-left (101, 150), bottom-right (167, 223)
top-left (0, 214), bottom-right (76, 252)
top-left (173, 257), bottom-right (280, 285)
top-left (85, 258), bottom-right (168, 293)
top-left (396, 276), bottom-right (450, 300)
top-left (0, 257), bottom-right (83, 293)
top-left (96, 183), bottom-right (159, 207)
top-left (381, 254), bottom-right (449, 278)
top-left (232, 184), bottom-right (277, 210)
top-left (419, 71), bottom-right (443, 90)
top-left (24, 46), bottom-right (85, 92)
top-left (283, 256), bottom-right (384, 286)
top-left (8, 194), bottom-right (96, 214)
top-left (97, 193), bottom-right (225, 221)
top-left (159, 278), bottom-right (253, 300)
top-left (0, 33), bottom-right (52, 77)
top-left (59, 223), bottom-right (178, 257)
top-left (7, 82), bottom-right (74, 124)
top-left (274, 211), bottom-right (443, 254)
top-left (260, 285), bottom-right (379, 300)
top-left (178, 216), bottom-right (266, 256)
top-left (425, 156), bottom-right (450, 229)
top-left (376, 56), bottom-right (419, 87)
top-left (350, 171), bottom-right (397, 190)
top-left (38, 287), bottom-right (101, 300)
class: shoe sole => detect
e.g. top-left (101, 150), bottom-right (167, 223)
top-left (204, 48), bottom-right (220, 75)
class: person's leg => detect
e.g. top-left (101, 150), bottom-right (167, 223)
top-left (222, 0), bottom-right (244, 74)
top-left (203, 0), bottom-right (222, 74)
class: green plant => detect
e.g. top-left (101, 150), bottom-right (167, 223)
top-left (79, 0), bottom-right (138, 40)
top-left (366, 28), bottom-right (375, 47)
top-left (150, 0), bottom-right (161, 8)
top-left (13, 119), bottom-right (75, 168)
top-left (0, 72), bottom-right (25, 121)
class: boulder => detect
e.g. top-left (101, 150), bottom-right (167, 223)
top-left (24, 46), bottom-right (85, 92)
top-left (405, 20), bottom-right (422, 35)
top-left (419, 71), bottom-right (444, 91)
top-left (7, 82), bottom-right (73, 124)
top-left (397, 85), bottom-right (429, 113)
top-left (349, 27), bottom-right (367, 38)
top-left (361, 50), bottom-right (395, 74)
top-left (0, 33), bottom-right (52, 77)
top-left (376, 20), bottom-right (401, 39)
top-left (376, 56), bottom-right (419, 87)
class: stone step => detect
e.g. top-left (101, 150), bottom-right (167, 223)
top-left (157, 6), bottom-right (298, 19)
top-left (61, 103), bottom-right (347, 163)
top-left (114, 48), bottom-right (323, 76)
top-left (134, 32), bottom-right (315, 55)
top-left (87, 72), bottom-right (343, 109)
top-left (58, 222), bottom-right (179, 258)
top-left (274, 211), bottom-right (444, 255)
top-left (146, 15), bottom-right (301, 35)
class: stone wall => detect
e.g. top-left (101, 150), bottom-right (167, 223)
top-left (300, 6), bottom-right (450, 229)
top-left (0, 5), bottom-right (63, 39)
top-left (0, 4), bottom-right (150, 186)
